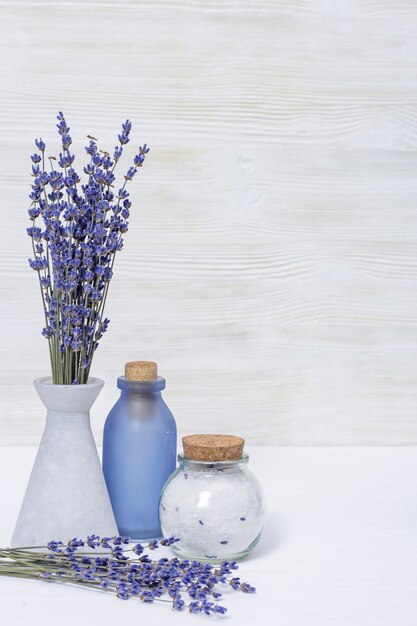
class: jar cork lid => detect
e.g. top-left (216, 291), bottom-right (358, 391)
top-left (182, 434), bottom-right (245, 462)
top-left (125, 361), bottom-right (158, 381)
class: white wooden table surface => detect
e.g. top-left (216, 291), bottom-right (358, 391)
top-left (0, 446), bottom-right (416, 625)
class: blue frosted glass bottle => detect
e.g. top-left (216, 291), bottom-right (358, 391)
top-left (102, 361), bottom-right (177, 539)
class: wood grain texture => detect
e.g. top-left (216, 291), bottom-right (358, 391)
top-left (0, 0), bottom-right (416, 445)
top-left (2, 446), bottom-right (417, 625)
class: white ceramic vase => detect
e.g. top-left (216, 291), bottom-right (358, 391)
top-left (11, 377), bottom-right (118, 547)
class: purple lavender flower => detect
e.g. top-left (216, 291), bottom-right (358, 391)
top-left (125, 166), bottom-right (136, 181)
top-left (35, 138), bottom-right (45, 151)
top-left (0, 535), bottom-right (254, 616)
top-left (27, 113), bottom-right (149, 384)
top-left (133, 543), bottom-right (144, 556)
top-left (47, 540), bottom-right (63, 553)
top-left (116, 583), bottom-right (130, 600)
top-left (113, 536), bottom-right (130, 545)
top-left (159, 536), bottom-right (180, 547)
top-left (140, 591), bottom-right (155, 603)
top-left (113, 145), bottom-right (123, 161)
top-left (189, 601), bottom-right (202, 614)
top-left (229, 577), bottom-right (241, 590)
top-left (172, 595), bottom-right (185, 610)
top-left (68, 538), bottom-right (84, 548)
top-left (118, 119), bottom-right (132, 145)
top-left (86, 535), bottom-right (100, 549)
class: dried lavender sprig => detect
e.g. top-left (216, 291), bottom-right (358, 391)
top-left (28, 113), bottom-right (150, 384)
top-left (0, 536), bottom-right (256, 615)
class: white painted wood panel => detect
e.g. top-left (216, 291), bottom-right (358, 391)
top-left (0, 0), bottom-right (416, 444)
top-left (2, 446), bottom-right (417, 625)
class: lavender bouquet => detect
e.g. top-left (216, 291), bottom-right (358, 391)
top-left (0, 535), bottom-right (256, 615)
top-left (27, 112), bottom-right (149, 384)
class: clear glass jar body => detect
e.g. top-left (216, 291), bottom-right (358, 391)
top-left (159, 453), bottom-right (265, 562)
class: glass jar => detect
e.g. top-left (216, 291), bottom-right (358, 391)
top-left (159, 438), bottom-right (265, 562)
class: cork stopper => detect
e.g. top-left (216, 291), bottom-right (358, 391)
top-left (125, 361), bottom-right (158, 381)
top-left (182, 434), bottom-right (245, 462)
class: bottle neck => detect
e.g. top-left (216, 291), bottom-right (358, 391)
top-left (117, 376), bottom-right (166, 397)
top-left (120, 389), bottom-right (162, 399)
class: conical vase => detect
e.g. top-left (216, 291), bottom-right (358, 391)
top-left (11, 377), bottom-right (118, 547)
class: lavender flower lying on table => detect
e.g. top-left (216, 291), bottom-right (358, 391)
top-left (0, 536), bottom-right (255, 615)
top-left (27, 112), bottom-right (149, 384)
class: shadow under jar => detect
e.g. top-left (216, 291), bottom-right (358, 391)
top-left (159, 435), bottom-right (266, 563)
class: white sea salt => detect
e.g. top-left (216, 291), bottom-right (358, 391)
top-left (159, 459), bottom-right (265, 561)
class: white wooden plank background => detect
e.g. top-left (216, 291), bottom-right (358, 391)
top-left (0, 0), bottom-right (416, 445)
